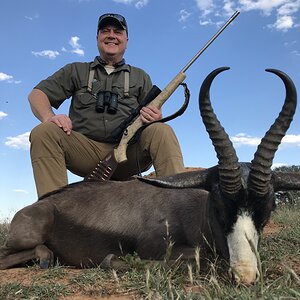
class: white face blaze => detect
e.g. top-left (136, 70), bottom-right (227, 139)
top-left (227, 210), bottom-right (260, 284)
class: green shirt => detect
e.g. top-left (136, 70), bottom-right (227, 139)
top-left (35, 56), bottom-right (152, 142)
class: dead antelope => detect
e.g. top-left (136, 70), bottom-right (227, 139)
top-left (0, 67), bottom-right (299, 285)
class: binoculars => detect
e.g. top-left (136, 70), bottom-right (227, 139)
top-left (95, 91), bottom-right (118, 114)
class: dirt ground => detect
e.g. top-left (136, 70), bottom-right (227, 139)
top-left (1, 219), bottom-right (297, 300)
top-left (0, 267), bottom-right (137, 299)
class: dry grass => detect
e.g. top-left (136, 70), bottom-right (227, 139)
top-left (0, 203), bottom-right (299, 299)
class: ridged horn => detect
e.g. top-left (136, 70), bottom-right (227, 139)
top-left (249, 69), bottom-right (297, 196)
top-left (199, 67), bottom-right (242, 195)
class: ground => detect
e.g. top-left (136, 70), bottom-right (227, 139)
top-left (1, 219), bottom-right (298, 300)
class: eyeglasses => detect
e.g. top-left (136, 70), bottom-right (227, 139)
top-left (98, 13), bottom-right (128, 33)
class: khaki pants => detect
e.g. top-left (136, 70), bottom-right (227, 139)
top-left (30, 122), bottom-right (185, 197)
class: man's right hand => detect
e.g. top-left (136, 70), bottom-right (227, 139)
top-left (28, 89), bottom-right (72, 135)
top-left (47, 114), bottom-right (73, 135)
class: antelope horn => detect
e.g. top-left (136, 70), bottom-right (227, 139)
top-left (199, 67), bottom-right (242, 196)
top-left (249, 69), bottom-right (297, 196)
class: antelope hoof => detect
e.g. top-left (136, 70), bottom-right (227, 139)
top-left (40, 260), bottom-right (50, 269)
top-left (100, 254), bottom-right (128, 271)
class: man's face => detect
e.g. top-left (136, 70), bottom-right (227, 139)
top-left (97, 24), bottom-right (128, 64)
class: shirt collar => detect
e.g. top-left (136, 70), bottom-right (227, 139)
top-left (91, 56), bottom-right (126, 69)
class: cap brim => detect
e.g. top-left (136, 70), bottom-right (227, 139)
top-left (98, 17), bottom-right (127, 31)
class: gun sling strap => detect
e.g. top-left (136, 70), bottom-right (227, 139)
top-left (85, 82), bottom-right (190, 179)
top-left (133, 82), bottom-right (190, 176)
top-left (129, 82), bottom-right (190, 146)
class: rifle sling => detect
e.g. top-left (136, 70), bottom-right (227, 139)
top-left (128, 82), bottom-right (190, 145)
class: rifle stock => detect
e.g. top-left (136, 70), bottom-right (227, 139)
top-left (114, 71), bottom-right (186, 163)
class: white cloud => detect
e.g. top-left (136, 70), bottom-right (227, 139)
top-left (69, 36), bottom-right (85, 56)
top-left (278, 1), bottom-right (300, 15)
top-left (72, 48), bottom-right (85, 56)
top-left (284, 40), bottom-right (297, 47)
top-left (0, 111), bottom-right (8, 119)
top-left (279, 15), bottom-right (295, 29)
top-left (25, 13), bottom-right (39, 21)
top-left (195, 0), bottom-right (215, 15)
top-left (231, 133), bottom-right (261, 147)
top-left (113, 0), bottom-right (131, 3)
top-left (281, 134), bottom-right (300, 146)
top-left (239, 0), bottom-right (300, 31)
top-left (112, 0), bottom-right (148, 8)
top-left (179, 9), bottom-right (192, 22)
top-left (231, 133), bottom-right (300, 147)
top-left (5, 132), bottom-right (30, 150)
top-left (199, 18), bottom-right (214, 26)
top-left (223, 0), bottom-right (236, 15)
top-left (32, 50), bottom-right (60, 59)
top-left (269, 15), bottom-right (294, 31)
top-left (32, 37), bottom-right (85, 59)
top-left (284, 40), bottom-right (300, 57)
top-left (291, 50), bottom-right (300, 55)
top-left (238, 0), bottom-right (287, 14)
top-left (13, 189), bottom-right (29, 195)
top-left (135, 0), bottom-right (148, 8)
top-left (0, 72), bottom-right (21, 84)
top-left (193, 0), bottom-right (300, 32)
top-left (69, 36), bottom-right (81, 49)
top-left (0, 72), bottom-right (12, 81)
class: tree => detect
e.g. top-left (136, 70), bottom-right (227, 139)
top-left (274, 165), bottom-right (300, 205)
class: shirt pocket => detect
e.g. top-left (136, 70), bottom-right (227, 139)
top-left (74, 91), bottom-right (96, 109)
top-left (112, 77), bottom-right (140, 111)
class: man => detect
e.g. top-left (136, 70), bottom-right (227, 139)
top-left (28, 13), bottom-right (185, 197)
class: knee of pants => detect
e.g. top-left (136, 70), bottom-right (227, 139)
top-left (143, 122), bottom-right (174, 139)
top-left (30, 122), bottom-right (62, 144)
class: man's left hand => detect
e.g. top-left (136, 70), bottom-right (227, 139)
top-left (140, 104), bottom-right (162, 124)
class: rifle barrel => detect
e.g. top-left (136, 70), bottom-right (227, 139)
top-left (181, 10), bottom-right (240, 73)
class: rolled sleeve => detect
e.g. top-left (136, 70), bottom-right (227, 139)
top-left (34, 63), bottom-right (89, 109)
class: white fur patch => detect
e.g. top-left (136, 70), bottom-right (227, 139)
top-left (227, 211), bottom-right (259, 283)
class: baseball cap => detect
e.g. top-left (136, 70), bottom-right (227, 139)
top-left (97, 13), bottom-right (128, 35)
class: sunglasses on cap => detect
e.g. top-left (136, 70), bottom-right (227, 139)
top-left (97, 13), bottom-right (128, 34)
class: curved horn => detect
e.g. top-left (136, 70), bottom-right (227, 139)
top-left (249, 69), bottom-right (297, 196)
top-left (199, 67), bottom-right (242, 195)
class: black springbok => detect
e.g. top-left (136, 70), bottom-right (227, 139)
top-left (1, 68), bottom-right (299, 284)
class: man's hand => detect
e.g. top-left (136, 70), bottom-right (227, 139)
top-left (28, 89), bottom-right (72, 135)
top-left (140, 104), bottom-right (162, 124)
top-left (47, 114), bottom-right (73, 135)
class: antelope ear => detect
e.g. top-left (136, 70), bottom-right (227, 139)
top-left (137, 168), bottom-right (216, 190)
top-left (272, 171), bottom-right (300, 192)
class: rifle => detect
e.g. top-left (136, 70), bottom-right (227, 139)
top-left (85, 10), bottom-right (240, 181)
top-left (102, 85), bottom-right (162, 143)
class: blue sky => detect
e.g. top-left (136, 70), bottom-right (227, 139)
top-left (1, 0), bottom-right (299, 219)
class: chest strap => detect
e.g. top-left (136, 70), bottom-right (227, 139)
top-left (87, 69), bottom-right (95, 93)
top-left (124, 71), bottom-right (129, 97)
top-left (87, 68), bottom-right (130, 98)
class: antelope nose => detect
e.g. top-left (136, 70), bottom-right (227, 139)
top-left (229, 264), bottom-right (259, 285)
